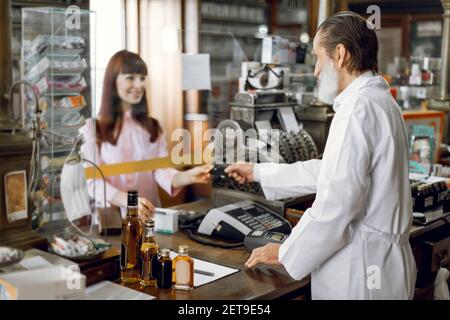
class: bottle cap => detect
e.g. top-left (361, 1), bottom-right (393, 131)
top-left (178, 245), bottom-right (189, 254)
top-left (144, 219), bottom-right (155, 228)
top-left (128, 190), bottom-right (138, 206)
top-left (160, 249), bottom-right (171, 257)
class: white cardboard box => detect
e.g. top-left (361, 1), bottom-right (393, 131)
top-left (154, 208), bottom-right (179, 234)
top-left (0, 265), bottom-right (86, 300)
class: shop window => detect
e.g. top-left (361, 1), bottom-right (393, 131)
top-left (90, 0), bottom-right (126, 115)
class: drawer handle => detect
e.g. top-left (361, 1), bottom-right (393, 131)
top-left (97, 270), bottom-right (104, 276)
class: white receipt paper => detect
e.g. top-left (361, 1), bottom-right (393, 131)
top-left (170, 251), bottom-right (239, 288)
top-left (84, 281), bottom-right (156, 300)
top-left (182, 54), bottom-right (211, 91)
top-left (278, 107), bottom-right (300, 134)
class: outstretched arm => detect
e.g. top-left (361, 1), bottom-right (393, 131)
top-left (225, 159), bottom-right (322, 201)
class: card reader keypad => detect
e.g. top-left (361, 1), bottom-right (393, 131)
top-left (231, 206), bottom-right (283, 231)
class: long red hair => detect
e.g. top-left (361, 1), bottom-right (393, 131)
top-left (96, 50), bottom-right (161, 146)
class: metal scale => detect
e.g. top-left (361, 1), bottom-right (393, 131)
top-left (212, 62), bottom-right (319, 215)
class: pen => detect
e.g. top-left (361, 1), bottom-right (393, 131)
top-left (194, 269), bottom-right (215, 277)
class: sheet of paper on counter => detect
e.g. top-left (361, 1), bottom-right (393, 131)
top-left (170, 251), bottom-right (239, 288)
top-left (84, 281), bottom-right (156, 300)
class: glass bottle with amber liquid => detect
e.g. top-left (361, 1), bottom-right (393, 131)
top-left (172, 245), bottom-right (194, 291)
top-left (140, 219), bottom-right (159, 287)
top-left (120, 190), bottom-right (143, 284)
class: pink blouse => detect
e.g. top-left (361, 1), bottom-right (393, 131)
top-left (79, 110), bottom-right (181, 212)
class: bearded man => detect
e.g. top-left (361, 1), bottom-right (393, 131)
top-left (225, 12), bottom-right (417, 300)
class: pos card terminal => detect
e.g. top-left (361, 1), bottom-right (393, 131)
top-left (197, 200), bottom-right (292, 243)
top-left (244, 230), bottom-right (288, 251)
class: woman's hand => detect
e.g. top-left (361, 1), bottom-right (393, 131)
top-left (188, 164), bottom-right (213, 184)
top-left (138, 197), bottom-right (155, 222)
top-left (111, 191), bottom-right (154, 222)
top-left (172, 164), bottom-right (213, 189)
top-left (245, 243), bottom-right (282, 268)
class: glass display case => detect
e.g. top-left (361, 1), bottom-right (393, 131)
top-left (21, 7), bottom-right (96, 237)
top-left (11, 1), bottom-right (91, 85)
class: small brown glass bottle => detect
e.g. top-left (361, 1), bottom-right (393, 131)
top-left (157, 249), bottom-right (173, 289)
top-left (172, 245), bottom-right (194, 291)
top-left (120, 190), bottom-right (143, 284)
top-left (140, 219), bottom-right (159, 287)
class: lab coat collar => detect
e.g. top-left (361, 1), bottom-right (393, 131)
top-left (333, 71), bottom-right (376, 112)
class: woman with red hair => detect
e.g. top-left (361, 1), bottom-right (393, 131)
top-left (79, 50), bottom-right (211, 221)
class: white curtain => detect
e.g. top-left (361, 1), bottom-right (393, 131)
top-left (90, 0), bottom-right (126, 115)
top-left (124, 0), bottom-right (140, 53)
top-left (125, 0), bottom-right (183, 148)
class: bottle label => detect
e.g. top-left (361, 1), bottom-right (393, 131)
top-left (425, 196), bottom-right (433, 208)
top-left (151, 255), bottom-right (159, 279)
top-left (158, 261), bottom-right (172, 288)
top-left (136, 238), bottom-right (142, 269)
top-left (175, 260), bottom-right (191, 285)
top-left (140, 254), bottom-right (149, 279)
top-left (120, 242), bottom-right (128, 270)
top-left (140, 252), bottom-right (158, 280)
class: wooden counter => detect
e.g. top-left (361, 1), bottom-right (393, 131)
top-left (410, 214), bottom-right (450, 239)
top-left (84, 199), bottom-right (450, 300)
top-left (104, 199), bottom-right (310, 300)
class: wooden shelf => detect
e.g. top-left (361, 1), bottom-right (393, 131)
top-left (202, 15), bottom-right (266, 25)
top-left (202, 0), bottom-right (269, 9)
top-left (210, 57), bottom-right (234, 62)
top-left (12, 1), bottom-right (89, 9)
top-left (200, 31), bottom-right (261, 41)
top-left (274, 23), bottom-right (303, 29)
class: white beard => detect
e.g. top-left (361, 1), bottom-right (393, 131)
top-left (316, 60), bottom-right (339, 105)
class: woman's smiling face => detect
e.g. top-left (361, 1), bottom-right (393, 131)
top-left (116, 73), bottom-right (146, 106)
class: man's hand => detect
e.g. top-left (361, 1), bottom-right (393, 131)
top-left (225, 163), bottom-right (255, 185)
top-left (245, 243), bottom-right (282, 268)
top-left (138, 197), bottom-right (155, 222)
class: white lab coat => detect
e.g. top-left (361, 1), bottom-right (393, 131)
top-left (255, 72), bottom-right (417, 300)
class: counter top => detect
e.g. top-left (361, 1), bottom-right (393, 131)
top-left (95, 198), bottom-right (450, 300)
top-left (106, 199), bottom-right (310, 300)
top-left (410, 215), bottom-right (450, 239)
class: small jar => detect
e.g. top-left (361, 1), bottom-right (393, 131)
top-left (432, 182), bottom-right (440, 208)
top-left (411, 183), bottom-right (418, 212)
top-left (424, 185), bottom-right (434, 210)
top-left (172, 245), bottom-right (194, 291)
top-left (416, 184), bottom-right (425, 212)
top-left (439, 182), bottom-right (448, 206)
top-left (157, 249), bottom-right (173, 289)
